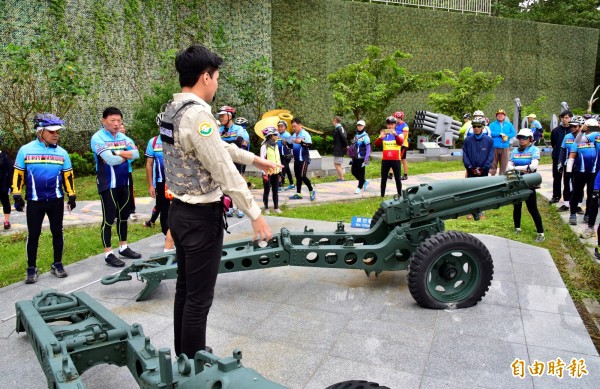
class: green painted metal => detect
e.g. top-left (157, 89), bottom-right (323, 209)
top-left (425, 249), bottom-right (481, 303)
top-left (101, 172), bottom-right (541, 303)
top-left (15, 289), bottom-right (287, 389)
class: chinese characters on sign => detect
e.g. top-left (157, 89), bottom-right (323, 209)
top-left (511, 358), bottom-right (588, 379)
top-left (351, 216), bottom-right (372, 229)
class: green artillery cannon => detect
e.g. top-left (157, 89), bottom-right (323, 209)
top-left (15, 289), bottom-right (287, 388)
top-left (102, 171), bottom-right (542, 309)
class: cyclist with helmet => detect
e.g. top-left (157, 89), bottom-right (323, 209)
top-left (526, 113), bottom-right (544, 145)
top-left (332, 116), bottom-right (348, 181)
top-left (550, 110), bottom-right (573, 207)
top-left (573, 118), bottom-right (600, 239)
top-left (12, 113), bottom-right (76, 283)
top-left (350, 120), bottom-right (371, 194)
top-left (91, 107), bottom-right (141, 267)
top-left (375, 116), bottom-right (404, 197)
top-left (489, 108), bottom-right (516, 176)
top-left (464, 110), bottom-right (491, 138)
top-left (566, 116), bottom-right (597, 228)
top-left (276, 120), bottom-right (294, 191)
top-left (393, 111), bottom-right (409, 180)
top-left (0, 134), bottom-right (12, 230)
top-left (117, 122), bottom-right (138, 221)
top-left (259, 127), bottom-right (282, 214)
top-left (558, 116), bottom-right (584, 214)
top-left (459, 113), bottom-right (471, 137)
top-left (507, 128), bottom-right (544, 243)
top-left (463, 117), bottom-right (494, 178)
top-left (144, 117), bottom-right (170, 236)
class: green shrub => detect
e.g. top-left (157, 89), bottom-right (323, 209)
top-left (69, 152), bottom-right (96, 177)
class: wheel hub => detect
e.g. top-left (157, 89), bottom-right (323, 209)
top-left (440, 263), bottom-right (458, 280)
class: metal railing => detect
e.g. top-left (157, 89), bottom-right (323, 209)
top-left (354, 0), bottom-right (492, 15)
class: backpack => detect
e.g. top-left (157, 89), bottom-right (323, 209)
top-left (347, 143), bottom-right (358, 158)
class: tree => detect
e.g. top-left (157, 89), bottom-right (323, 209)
top-left (226, 56), bottom-right (274, 120)
top-left (273, 68), bottom-right (316, 110)
top-left (0, 35), bottom-right (91, 146)
top-left (327, 46), bottom-right (423, 127)
top-left (427, 67), bottom-right (503, 118)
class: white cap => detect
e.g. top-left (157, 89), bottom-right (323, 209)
top-left (37, 125), bottom-right (64, 132)
top-left (473, 110), bottom-right (484, 117)
top-left (517, 128), bottom-right (533, 138)
top-left (585, 118), bottom-right (599, 127)
top-left (356, 120), bottom-right (366, 126)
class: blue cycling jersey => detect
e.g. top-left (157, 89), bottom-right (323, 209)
top-left (289, 129), bottom-right (312, 161)
top-left (354, 131), bottom-right (371, 158)
top-left (13, 139), bottom-right (73, 201)
top-left (219, 123), bottom-right (248, 143)
top-left (510, 144), bottom-right (540, 167)
top-left (145, 136), bottom-right (164, 187)
top-left (91, 127), bottom-right (137, 193)
top-left (569, 133), bottom-right (598, 173)
top-left (277, 131), bottom-right (292, 156)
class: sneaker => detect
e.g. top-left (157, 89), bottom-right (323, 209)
top-left (236, 210), bottom-right (245, 218)
top-left (401, 174), bottom-right (408, 181)
top-left (594, 247), bottom-right (600, 261)
top-left (273, 209), bottom-right (283, 214)
top-left (515, 228), bottom-right (521, 234)
top-left (363, 180), bottom-right (369, 191)
top-left (25, 267), bottom-right (39, 284)
top-left (557, 205), bottom-right (569, 212)
top-left (336, 179), bottom-right (345, 182)
top-left (580, 228), bottom-right (595, 239)
top-left (569, 214), bottom-right (577, 225)
top-left (583, 215), bottom-right (589, 224)
top-left (129, 213), bottom-right (138, 222)
top-left (278, 186), bottom-right (282, 192)
top-left (310, 191), bottom-right (316, 201)
top-left (577, 207), bottom-right (585, 215)
top-left (354, 188), bottom-right (361, 194)
top-left (549, 197), bottom-right (560, 204)
top-left (105, 253), bottom-right (125, 267)
top-left (119, 247), bottom-right (142, 259)
top-left (264, 209), bottom-right (271, 215)
top-left (143, 220), bottom-right (154, 228)
top-left (534, 233), bottom-right (545, 243)
top-left (3, 220), bottom-right (10, 230)
top-left (289, 193), bottom-right (303, 200)
top-left (226, 208), bottom-right (234, 217)
top-left (286, 184), bottom-right (295, 191)
top-left (50, 262), bottom-right (68, 278)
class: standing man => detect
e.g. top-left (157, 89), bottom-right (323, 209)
top-left (91, 107), bottom-right (141, 267)
top-left (559, 116), bottom-right (585, 214)
top-left (526, 113), bottom-right (543, 145)
top-left (394, 111), bottom-right (410, 180)
top-left (276, 120), bottom-right (294, 191)
top-left (162, 45), bottom-right (279, 358)
top-left (118, 123), bottom-right (138, 221)
top-left (145, 132), bottom-right (170, 236)
top-left (288, 118), bottom-right (316, 201)
top-left (375, 116), bottom-right (403, 197)
top-left (489, 108), bottom-right (516, 176)
top-left (550, 110), bottom-right (573, 205)
top-left (462, 117), bottom-right (494, 219)
top-left (332, 116), bottom-right (348, 181)
top-left (12, 114), bottom-right (76, 283)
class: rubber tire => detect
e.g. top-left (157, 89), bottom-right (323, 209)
top-left (325, 380), bottom-right (391, 389)
top-left (408, 231), bottom-right (493, 309)
top-left (369, 207), bottom-right (385, 229)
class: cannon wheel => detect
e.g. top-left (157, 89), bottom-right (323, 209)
top-left (326, 380), bottom-right (391, 389)
top-left (370, 207), bottom-right (384, 228)
top-left (408, 231), bottom-right (493, 309)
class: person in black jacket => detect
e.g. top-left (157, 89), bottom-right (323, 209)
top-left (463, 117), bottom-right (494, 219)
top-left (332, 116), bottom-right (348, 181)
top-left (0, 135), bottom-right (13, 229)
top-left (550, 110), bottom-right (573, 206)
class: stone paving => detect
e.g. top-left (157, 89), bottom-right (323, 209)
top-left (1, 157), bottom-right (599, 388)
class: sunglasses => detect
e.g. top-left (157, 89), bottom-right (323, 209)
top-left (516, 135), bottom-right (529, 140)
top-left (472, 125), bottom-right (483, 128)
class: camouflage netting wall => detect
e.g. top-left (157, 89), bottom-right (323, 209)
top-left (271, 0), bottom-right (599, 129)
top-left (0, 0), bottom-right (272, 152)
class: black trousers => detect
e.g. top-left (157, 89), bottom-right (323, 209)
top-left (0, 190), bottom-right (10, 215)
top-left (551, 159), bottom-right (562, 200)
top-left (26, 198), bottom-right (64, 267)
top-left (128, 172), bottom-right (136, 213)
top-left (513, 190), bottom-right (544, 233)
top-left (279, 156), bottom-right (293, 186)
top-left (570, 171), bottom-right (596, 216)
top-left (351, 158), bottom-right (366, 189)
top-left (294, 159), bottom-right (313, 193)
top-left (563, 172), bottom-right (573, 202)
top-left (149, 181), bottom-right (170, 235)
top-left (99, 186), bottom-right (130, 248)
top-left (170, 199), bottom-right (224, 358)
top-left (381, 160), bottom-right (401, 197)
top-left (263, 174), bottom-right (279, 209)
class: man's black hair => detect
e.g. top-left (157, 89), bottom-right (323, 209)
top-left (291, 117), bottom-right (302, 125)
top-left (559, 110), bottom-right (573, 118)
top-left (175, 45), bottom-right (223, 88)
top-left (103, 107), bottom-right (123, 119)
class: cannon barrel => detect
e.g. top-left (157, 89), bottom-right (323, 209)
top-left (379, 171), bottom-right (541, 227)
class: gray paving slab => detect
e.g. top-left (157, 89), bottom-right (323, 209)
top-left (528, 345), bottom-right (600, 388)
top-left (517, 284), bottom-right (580, 316)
